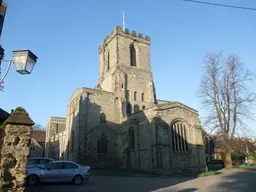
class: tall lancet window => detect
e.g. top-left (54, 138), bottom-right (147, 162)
top-left (134, 91), bottom-right (137, 101)
top-left (171, 121), bottom-right (188, 152)
top-left (107, 52), bottom-right (110, 71)
top-left (130, 44), bottom-right (136, 66)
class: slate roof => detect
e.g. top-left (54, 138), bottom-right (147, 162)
top-left (31, 130), bottom-right (46, 143)
top-left (0, 108), bottom-right (10, 124)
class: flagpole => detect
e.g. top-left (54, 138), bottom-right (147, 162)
top-left (122, 11), bottom-right (125, 31)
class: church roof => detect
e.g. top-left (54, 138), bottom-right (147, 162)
top-left (68, 87), bottom-right (115, 104)
top-left (156, 101), bottom-right (198, 113)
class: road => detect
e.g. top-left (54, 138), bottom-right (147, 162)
top-left (25, 169), bottom-right (256, 192)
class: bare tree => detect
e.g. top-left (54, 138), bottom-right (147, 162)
top-left (32, 124), bottom-right (45, 131)
top-left (199, 52), bottom-right (256, 167)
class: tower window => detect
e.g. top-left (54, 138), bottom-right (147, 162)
top-left (134, 91), bottom-right (137, 101)
top-left (100, 113), bottom-right (106, 123)
top-left (134, 104), bottom-right (140, 113)
top-left (130, 44), bottom-right (136, 66)
top-left (121, 83), bottom-right (124, 89)
top-left (142, 105), bottom-right (145, 109)
top-left (141, 93), bottom-right (144, 102)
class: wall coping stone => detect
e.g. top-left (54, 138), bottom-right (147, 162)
top-left (4, 107), bottom-right (34, 126)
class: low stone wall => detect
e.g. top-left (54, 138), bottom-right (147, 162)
top-left (47, 131), bottom-right (65, 160)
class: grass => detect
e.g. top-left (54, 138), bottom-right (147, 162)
top-left (237, 164), bottom-right (256, 170)
top-left (222, 164), bottom-right (256, 170)
top-left (198, 171), bottom-right (223, 177)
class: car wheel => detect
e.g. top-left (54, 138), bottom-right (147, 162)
top-left (27, 175), bottom-right (39, 186)
top-left (72, 175), bottom-right (83, 185)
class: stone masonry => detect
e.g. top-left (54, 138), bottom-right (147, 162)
top-left (45, 117), bottom-right (65, 159)
top-left (46, 26), bottom-right (206, 174)
top-left (0, 107), bottom-right (34, 191)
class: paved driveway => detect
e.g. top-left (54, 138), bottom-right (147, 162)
top-left (25, 169), bottom-right (256, 192)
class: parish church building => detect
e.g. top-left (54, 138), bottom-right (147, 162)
top-left (45, 26), bottom-right (206, 174)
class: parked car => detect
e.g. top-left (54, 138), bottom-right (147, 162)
top-left (27, 157), bottom-right (54, 169)
top-left (26, 160), bottom-right (90, 186)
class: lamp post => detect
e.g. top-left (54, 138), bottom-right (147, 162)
top-left (0, 1), bottom-right (38, 90)
top-left (0, 50), bottom-right (38, 84)
top-left (0, 0), bottom-right (7, 38)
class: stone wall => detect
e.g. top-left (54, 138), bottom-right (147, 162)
top-left (0, 107), bottom-right (34, 191)
top-left (154, 102), bottom-right (206, 173)
top-left (29, 138), bottom-right (44, 157)
top-left (117, 107), bottom-right (156, 170)
top-left (46, 117), bottom-right (66, 140)
top-left (115, 102), bottom-right (206, 174)
top-left (86, 123), bottom-right (118, 167)
top-left (0, 125), bottom-right (32, 187)
top-left (65, 88), bottom-right (116, 163)
top-left (45, 117), bottom-right (66, 158)
top-left (47, 131), bottom-right (65, 160)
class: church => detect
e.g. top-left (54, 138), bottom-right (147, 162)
top-left (45, 26), bottom-right (206, 174)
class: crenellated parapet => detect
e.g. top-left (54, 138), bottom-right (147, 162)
top-left (99, 25), bottom-right (150, 53)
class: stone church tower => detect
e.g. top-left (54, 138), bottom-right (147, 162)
top-left (46, 26), bottom-right (206, 174)
top-left (97, 26), bottom-right (156, 123)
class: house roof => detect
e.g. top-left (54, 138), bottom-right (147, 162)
top-left (0, 108), bottom-right (10, 124)
top-left (31, 130), bottom-right (46, 143)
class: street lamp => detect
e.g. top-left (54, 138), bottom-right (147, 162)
top-left (0, 50), bottom-right (38, 84)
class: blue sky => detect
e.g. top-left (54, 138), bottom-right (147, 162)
top-left (1, 0), bottom-right (255, 135)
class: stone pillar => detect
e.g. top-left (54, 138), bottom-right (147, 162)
top-left (0, 107), bottom-right (34, 191)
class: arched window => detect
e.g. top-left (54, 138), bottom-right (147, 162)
top-left (97, 133), bottom-right (108, 153)
top-left (134, 91), bottom-right (137, 101)
top-left (129, 128), bottom-right (135, 149)
top-left (126, 103), bottom-right (132, 115)
top-left (142, 105), bottom-right (145, 109)
top-left (134, 104), bottom-right (140, 113)
top-left (107, 52), bottom-right (110, 71)
top-left (141, 93), bottom-right (144, 102)
top-left (171, 121), bottom-right (188, 152)
top-left (130, 44), bottom-right (136, 66)
top-left (71, 130), bottom-right (75, 151)
top-left (100, 113), bottom-right (106, 123)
